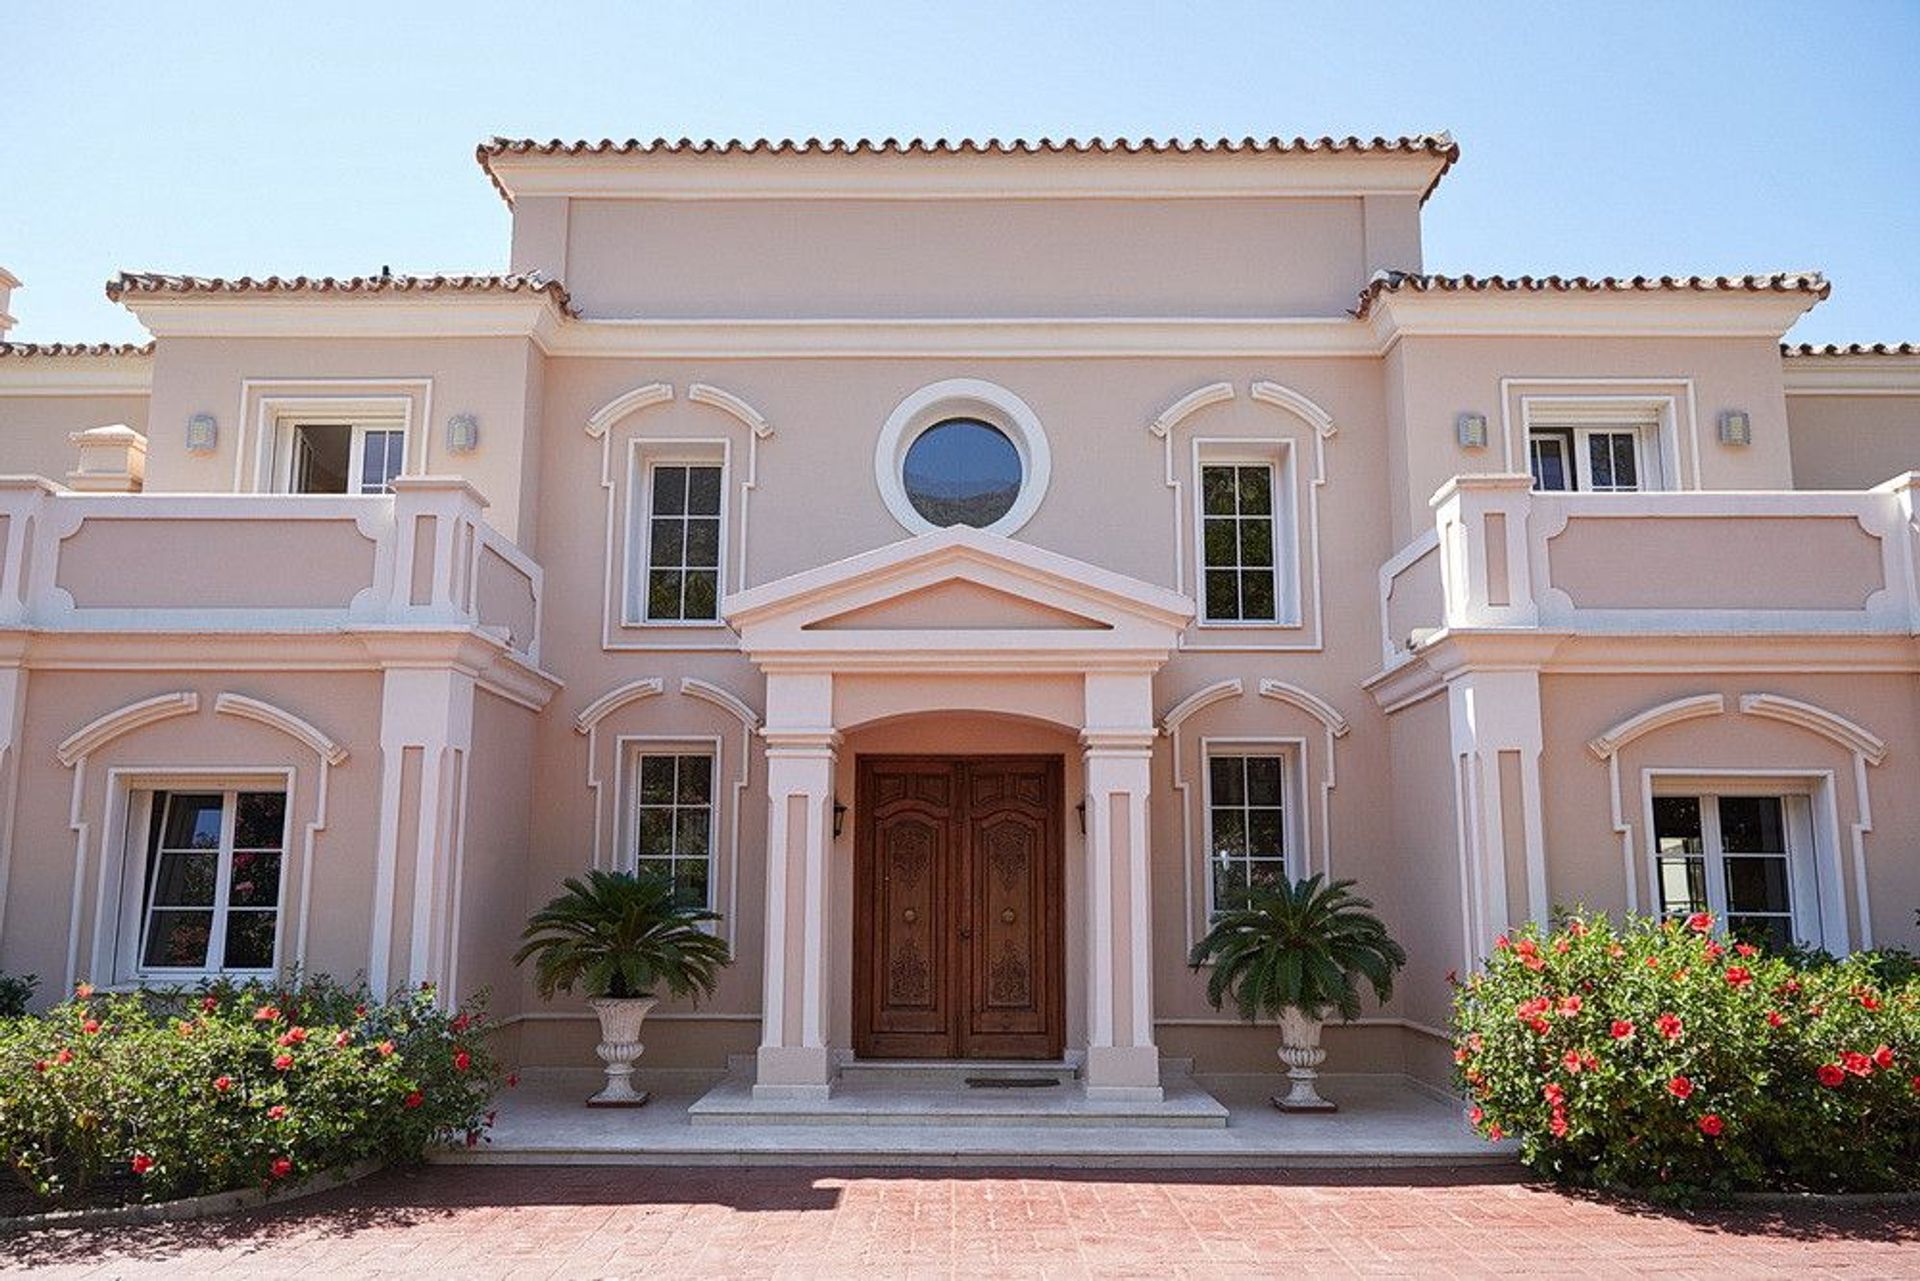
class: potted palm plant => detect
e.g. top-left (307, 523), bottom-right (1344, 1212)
top-left (514, 868), bottom-right (731, 1107)
top-left (1189, 874), bottom-right (1406, 1112)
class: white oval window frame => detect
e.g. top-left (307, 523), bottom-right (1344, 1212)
top-left (874, 378), bottom-right (1052, 537)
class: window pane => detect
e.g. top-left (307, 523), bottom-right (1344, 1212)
top-left (1202, 517), bottom-right (1236, 568)
top-left (635, 807), bottom-right (674, 857)
top-left (1204, 570), bottom-right (1240, 621)
top-left (682, 571), bottom-right (718, 621)
top-left (646, 570), bottom-right (683, 620)
top-left (1718, 796), bottom-right (1785, 854)
top-left (226, 852), bottom-right (281, 908)
top-left (652, 465), bottom-right (688, 516)
top-left (162, 795), bottom-right (224, 850)
top-left (1245, 756), bottom-right (1284, 806)
top-left (685, 465), bottom-right (723, 515)
top-left (360, 430), bottom-right (403, 493)
top-left (150, 851), bottom-right (219, 906)
top-left (223, 912), bottom-right (277, 969)
top-left (1247, 809), bottom-right (1285, 857)
top-left (144, 910), bottom-right (214, 968)
top-left (1529, 436), bottom-right (1569, 492)
top-left (1201, 466), bottom-right (1237, 517)
top-left (1210, 808), bottom-right (1247, 859)
top-left (1239, 570), bottom-right (1276, 620)
top-left (1246, 859), bottom-right (1287, 891)
top-left (1729, 915), bottom-right (1794, 953)
top-left (1212, 861), bottom-right (1250, 909)
top-left (676, 756), bottom-right (714, 804)
top-left (1606, 434), bottom-right (1638, 488)
top-left (1652, 796), bottom-right (1703, 855)
top-left (290, 424), bottom-right (351, 494)
top-left (1725, 856), bottom-right (1791, 914)
top-left (649, 519), bottom-right (684, 568)
top-left (675, 808), bottom-right (711, 857)
top-left (1239, 517), bottom-right (1273, 567)
top-left (1236, 466), bottom-right (1273, 516)
top-left (1209, 756), bottom-right (1244, 805)
top-left (672, 862), bottom-right (710, 910)
top-left (684, 518), bottom-right (720, 569)
top-left (1657, 856), bottom-right (1707, 916)
top-left (901, 419), bottom-right (1022, 528)
top-left (234, 793), bottom-right (286, 850)
top-left (1587, 433), bottom-right (1615, 489)
top-left (639, 756), bottom-right (677, 804)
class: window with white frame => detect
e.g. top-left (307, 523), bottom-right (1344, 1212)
top-left (1200, 463), bottom-right (1281, 623)
top-left (640, 462), bottom-right (724, 623)
top-left (1206, 752), bottom-right (1293, 914)
top-left (134, 790), bottom-right (287, 975)
top-left (1527, 424), bottom-right (1648, 493)
top-left (631, 752), bottom-right (716, 908)
top-left (283, 420), bottom-right (406, 494)
top-left (1651, 790), bottom-right (1820, 951)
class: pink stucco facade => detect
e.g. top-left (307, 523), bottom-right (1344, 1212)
top-left (0, 134), bottom-right (1916, 1095)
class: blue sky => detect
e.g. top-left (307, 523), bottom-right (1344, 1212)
top-left (6, 2), bottom-right (1917, 345)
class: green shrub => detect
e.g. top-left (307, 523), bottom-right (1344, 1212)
top-left (1453, 910), bottom-right (1920, 1201)
top-left (0, 973), bottom-right (34, 1020)
top-left (0, 976), bottom-right (498, 1208)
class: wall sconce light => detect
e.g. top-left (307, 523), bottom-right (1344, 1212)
top-left (185, 413), bottom-right (218, 454)
top-left (1075, 800), bottom-right (1087, 835)
top-left (446, 413), bottom-right (480, 454)
top-left (1718, 410), bottom-right (1752, 447)
top-left (1456, 412), bottom-right (1489, 449)
top-left (832, 798), bottom-right (847, 839)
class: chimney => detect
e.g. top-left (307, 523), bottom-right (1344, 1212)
top-left (0, 268), bottom-right (17, 338)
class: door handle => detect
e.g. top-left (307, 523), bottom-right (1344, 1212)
top-left (1001, 908), bottom-right (1017, 924)
top-left (959, 927), bottom-right (973, 940)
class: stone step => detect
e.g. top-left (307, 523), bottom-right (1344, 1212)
top-left (685, 1072), bottom-right (1230, 1129)
top-left (835, 1059), bottom-right (1080, 1089)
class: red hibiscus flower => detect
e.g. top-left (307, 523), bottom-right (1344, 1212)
top-left (267, 1104), bottom-right (288, 1120)
top-left (32, 1060), bottom-right (47, 1073)
top-left (269, 1157), bottom-right (293, 1180)
top-left (506, 1073), bottom-right (519, 1088)
top-left (1562, 1050), bottom-right (1585, 1074)
top-left (1469, 1105), bottom-right (1484, 1125)
top-left (1724, 966), bottom-right (1753, 989)
top-left (404, 1090), bottom-right (424, 1109)
top-left (354, 1004), bottom-right (367, 1018)
top-left (1487, 1124), bottom-right (1505, 1142)
top-left (1656, 1012), bottom-right (1684, 1040)
top-left (213, 1075), bottom-right (232, 1092)
top-left (1553, 938), bottom-right (1571, 955)
top-left (1734, 942), bottom-right (1757, 958)
top-left (1910, 1076), bottom-right (1920, 1094)
top-left (1515, 996), bottom-right (1552, 1021)
top-left (334, 1030), bottom-right (352, 1048)
top-left (451, 1013), bottom-right (471, 1033)
top-left (55, 1048), bottom-right (73, 1066)
top-left (1549, 1112), bottom-right (1569, 1138)
top-left (1684, 912), bottom-right (1714, 933)
top-left (376, 1039), bottom-right (397, 1057)
top-left (177, 1020), bottom-right (195, 1037)
top-left (277, 1027), bottom-right (308, 1046)
top-left (1557, 995), bottom-right (1583, 1016)
top-left (130, 1153), bottom-right (154, 1175)
top-left (1698, 1114), bottom-right (1724, 1137)
top-left (1514, 938), bottom-right (1538, 957)
top-left (273, 1054), bottom-right (294, 1072)
top-left (453, 1050), bottom-right (472, 1072)
top-left (1542, 1082), bottom-right (1566, 1104)
top-left (1453, 1046), bottom-right (1470, 1065)
top-left (1872, 1045), bottom-right (1895, 1071)
top-left (1522, 955), bottom-right (1546, 972)
top-left (1645, 956), bottom-right (1661, 969)
top-left (253, 1005), bottom-right (280, 1022)
top-left (1703, 941), bottom-right (1725, 961)
top-left (1765, 1010), bottom-right (1786, 1028)
top-left (81, 1019), bottom-right (101, 1035)
top-left (1666, 1076), bottom-right (1695, 1100)
top-left (1818, 1063), bottom-right (1847, 1088)
top-left (1610, 1019), bottom-right (1635, 1040)
top-left (1608, 944), bottom-right (1627, 959)
top-left (1567, 919), bottom-right (1588, 937)
top-left (202, 995), bottom-right (219, 1012)
top-left (1843, 1051), bottom-right (1873, 1077)
top-left (1857, 989), bottom-right (1882, 1012)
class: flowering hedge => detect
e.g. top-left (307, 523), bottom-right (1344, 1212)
top-left (1453, 911), bottom-right (1920, 1199)
top-left (0, 976), bottom-right (499, 1209)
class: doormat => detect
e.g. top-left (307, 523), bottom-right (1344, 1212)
top-left (964, 1077), bottom-right (1061, 1089)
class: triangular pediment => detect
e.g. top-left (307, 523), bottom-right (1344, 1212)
top-left (722, 526), bottom-right (1193, 667)
top-left (808, 580), bottom-right (1110, 632)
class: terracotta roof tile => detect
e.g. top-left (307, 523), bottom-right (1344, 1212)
top-left (474, 133), bottom-right (1461, 205)
top-left (105, 271), bottom-right (578, 316)
top-left (1782, 341), bottom-right (1920, 357)
top-left (0, 340), bottom-right (154, 358)
top-left (1351, 271), bottom-right (1830, 319)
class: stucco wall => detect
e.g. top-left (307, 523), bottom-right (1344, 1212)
top-left (1786, 392), bottom-right (1920, 490)
top-left (455, 689), bottom-right (537, 1018)
top-left (0, 394), bottom-right (150, 483)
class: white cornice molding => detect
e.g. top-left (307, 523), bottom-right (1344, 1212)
top-left (1587, 694), bottom-right (1726, 760)
top-left (483, 152), bottom-right (1449, 203)
top-left (117, 296), bottom-right (567, 347)
top-left (586, 382), bottom-right (673, 438)
top-left (56, 691), bottom-right (199, 766)
top-left (1249, 380), bottom-right (1337, 436)
top-left (0, 356), bottom-right (153, 397)
top-left (212, 692), bottom-right (349, 765)
top-left (1159, 678), bottom-right (1243, 732)
top-left (574, 677), bottom-right (665, 734)
top-left (1148, 383), bottom-right (1236, 438)
top-left (1737, 693), bottom-right (1888, 765)
top-left (1256, 679), bottom-right (1351, 735)
top-left (1367, 292), bottom-right (1822, 346)
top-left (680, 677), bottom-right (762, 728)
top-left (1782, 357), bottom-right (1920, 396)
top-left (687, 383), bottom-right (773, 438)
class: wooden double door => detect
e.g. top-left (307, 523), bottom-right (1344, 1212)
top-left (854, 756), bottom-right (1065, 1060)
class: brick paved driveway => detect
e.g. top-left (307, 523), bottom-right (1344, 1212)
top-left (4, 1164), bottom-right (1916, 1278)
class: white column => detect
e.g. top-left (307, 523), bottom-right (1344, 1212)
top-left (368, 664), bottom-right (474, 999)
top-left (754, 671), bottom-right (838, 1101)
top-left (1447, 668), bottom-right (1547, 973)
top-left (1080, 671), bottom-right (1163, 1101)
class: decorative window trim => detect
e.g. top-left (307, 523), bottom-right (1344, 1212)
top-left (237, 381), bottom-right (432, 493)
top-left (1640, 770), bottom-right (1847, 951)
top-left (621, 440), bottom-right (730, 628)
top-left (105, 768), bottom-right (297, 985)
top-left (1191, 440), bottom-right (1301, 628)
top-left (1504, 381), bottom-right (1697, 492)
top-left (1197, 737), bottom-right (1306, 923)
top-left (873, 378), bottom-right (1051, 537)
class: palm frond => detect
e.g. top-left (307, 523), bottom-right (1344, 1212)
top-left (1187, 874), bottom-right (1405, 1023)
top-left (514, 868), bottom-right (732, 1002)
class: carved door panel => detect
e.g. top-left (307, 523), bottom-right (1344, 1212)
top-left (855, 757), bottom-right (1062, 1061)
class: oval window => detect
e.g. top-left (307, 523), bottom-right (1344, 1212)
top-left (900, 418), bottom-right (1023, 528)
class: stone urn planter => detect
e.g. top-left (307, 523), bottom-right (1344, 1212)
top-left (514, 868), bottom-right (732, 1110)
top-left (1274, 1005), bottom-right (1336, 1112)
top-left (588, 996), bottom-right (659, 1107)
top-left (1188, 874), bottom-right (1406, 1116)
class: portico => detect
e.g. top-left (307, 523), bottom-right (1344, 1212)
top-left (722, 525), bottom-right (1193, 1102)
